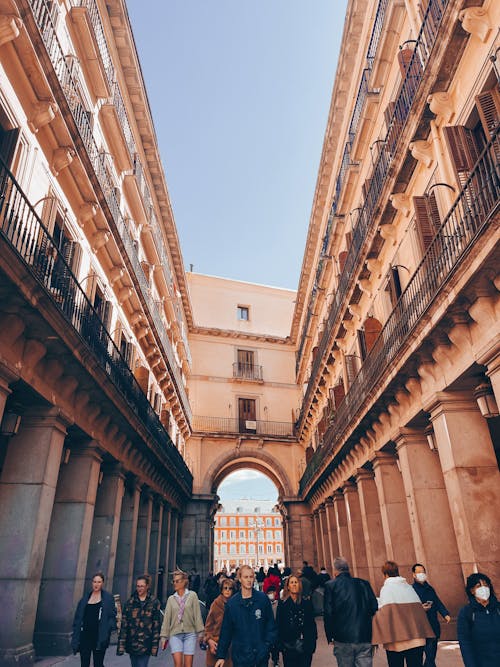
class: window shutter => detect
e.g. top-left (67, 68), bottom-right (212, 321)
top-left (100, 300), bottom-right (112, 332)
top-left (397, 48), bottom-right (414, 76)
top-left (475, 87), bottom-right (500, 141)
top-left (345, 354), bottom-right (358, 387)
top-left (386, 266), bottom-right (402, 307)
top-left (338, 250), bottom-right (348, 273)
top-left (384, 102), bottom-right (399, 154)
top-left (413, 194), bottom-right (440, 251)
top-left (0, 127), bottom-right (19, 170)
top-left (364, 317), bottom-right (382, 353)
top-left (357, 328), bottom-right (367, 361)
top-left (41, 194), bottom-right (58, 234)
top-left (333, 381), bottom-right (345, 408)
top-left (443, 125), bottom-right (481, 174)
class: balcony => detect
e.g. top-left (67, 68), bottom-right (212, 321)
top-left (192, 416), bottom-right (295, 438)
top-left (349, 68), bottom-right (380, 161)
top-left (300, 126), bottom-right (500, 495)
top-left (367, 0), bottom-right (406, 88)
top-left (335, 142), bottom-right (360, 213)
top-left (69, 0), bottom-right (114, 98)
top-left (232, 362), bottom-right (263, 382)
top-left (99, 81), bottom-right (135, 171)
top-left (27, 0), bottom-right (192, 422)
top-left (0, 155), bottom-right (193, 495)
top-left (298, 0), bottom-right (449, 426)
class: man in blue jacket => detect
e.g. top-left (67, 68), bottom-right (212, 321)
top-left (215, 564), bottom-right (277, 667)
top-left (412, 563), bottom-right (451, 667)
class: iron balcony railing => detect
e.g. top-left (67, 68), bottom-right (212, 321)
top-left (298, 0), bottom-right (448, 424)
top-left (69, 0), bottom-right (115, 85)
top-left (348, 67), bottom-right (379, 145)
top-left (366, 0), bottom-right (390, 68)
top-left (0, 156), bottom-right (193, 495)
top-left (28, 0), bottom-right (192, 420)
top-left (232, 362), bottom-right (264, 381)
top-left (300, 127), bottom-right (500, 494)
top-left (192, 416), bottom-right (295, 438)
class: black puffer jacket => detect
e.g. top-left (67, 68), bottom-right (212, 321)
top-left (72, 589), bottom-right (116, 652)
top-left (324, 572), bottom-right (378, 643)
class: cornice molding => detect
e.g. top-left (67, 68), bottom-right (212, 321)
top-left (190, 326), bottom-right (293, 346)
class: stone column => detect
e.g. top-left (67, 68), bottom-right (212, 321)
top-left (0, 407), bottom-right (69, 667)
top-left (372, 451), bottom-right (416, 577)
top-left (34, 442), bottom-right (102, 655)
top-left (325, 497), bottom-right (339, 562)
top-left (427, 392), bottom-right (500, 581)
top-left (282, 501), bottom-right (316, 571)
top-left (177, 495), bottom-right (218, 586)
top-left (343, 481), bottom-right (369, 580)
top-left (485, 352), bottom-right (500, 408)
top-left (158, 503), bottom-right (171, 604)
top-left (318, 504), bottom-right (331, 571)
top-left (313, 510), bottom-right (324, 570)
top-left (85, 463), bottom-right (125, 589)
top-left (355, 468), bottom-right (386, 592)
top-left (169, 510), bottom-right (179, 574)
top-left (395, 427), bottom-right (464, 631)
top-left (134, 489), bottom-right (153, 579)
top-left (114, 479), bottom-right (141, 602)
top-left (332, 491), bottom-right (352, 563)
top-left (148, 498), bottom-right (164, 596)
top-left (0, 365), bottom-right (15, 419)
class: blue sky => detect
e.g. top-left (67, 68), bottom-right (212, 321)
top-left (217, 469), bottom-right (278, 501)
top-left (127, 0), bottom-right (348, 290)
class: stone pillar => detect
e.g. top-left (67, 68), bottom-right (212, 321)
top-left (325, 497), bottom-right (339, 562)
top-left (343, 481), bottom-right (369, 581)
top-left (148, 498), bottom-right (164, 596)
top-left (427, 392), bottom-right (500, 581)
top-left (356, 468), bottom-right (386, 592)
top-left (114, 479), bottom-right (141, 602)
top-left (485, 352), bottom-right (500, 409)
top-left (282, 501), bottom-right (316, 571)
top-left (372, 451), bottom-right (416, 577)
top-left (169, 509), bottom-right (179, 575)
top-left (0, 407), bottom-right (69, 667)
top-left (395, 427), bottom-right (464, 631)
top-left (134, 489), bottom-right (153, 579)
top-left (332, 491), bottom-right (352, 563)
top-left (313, 510), bottom-right (324, 570)
top-left (157, 503), bottom-right (171, 604)
top-left (0, 365), bottom-right (15, 419)
top-left (85, 463), bottom-right (125, 589)
top-left (318, 504), bottom-right (331, 571)
top-left (177, 495), bottom-right (217, 586)
top-left (34, 442), bottom-right (102, 655)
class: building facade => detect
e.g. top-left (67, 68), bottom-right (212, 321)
top-left (0, 0), bottom-right (193, 664)
top-left (292, 0), bottom-right (500, 638)
top-left (213, 500), bottom-right (284, 572)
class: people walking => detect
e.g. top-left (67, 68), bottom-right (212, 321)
top-left (323, 557), bottom-right (378, 667)
top-left (161, 569), bottom-right (205, 667)
top-left (215, 564), bottom-right (277, 667)
top-left (203, 577), bottom-right (235, 667)
top-left (277, 573), bottom-right (317, 667)
top-left (117, 574), bottom-right (162, 667)
top-left (411, 563), bottom-right (450, 667)
top-left (71, 572), bottom-right (116, 667)
top-left (372, 561), bottom-right (434, 667)
top-left (457, 572), bottom-right (500, 667)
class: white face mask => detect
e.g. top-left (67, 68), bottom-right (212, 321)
top-left (415, 573), bottom-right (427, 583)
top-left (475, 586), bottom-right (490, 602)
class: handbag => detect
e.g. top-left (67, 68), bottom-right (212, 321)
top-left (283, 638), bottom-right (304, 654)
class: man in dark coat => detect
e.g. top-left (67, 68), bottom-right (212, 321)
top-left (215, 564), bottom-right (277, 667)
top-left (412, 563), bottom-right (450, 667)
top-left (324, 557), bottom-right (378, 667)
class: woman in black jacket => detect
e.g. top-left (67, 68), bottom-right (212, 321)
top-left (72, 572), bottom-right (116, 667)
top-left (458, 572), bottom-right (500, 667)
top-left (276, 574), bottom-right (317, 667)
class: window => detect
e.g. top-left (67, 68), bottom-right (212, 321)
top-left (220, 517), bottom-right (227, 526)
top-left (221, 545), bottom-right (227, 554)
top-left (214, 545), bottom-right (218, 555)
top-left (266, 530), bottom-right (273, 540)
top-left (221, 531), bottom-right (226, 539)
top-left (267, 545), bottom-right (273, 554)
top-left (248, 530), bottom-right (254, 539)
top-left (239, 531), bottom-right (245, 538)
top-left (239, 517), bottom-right (246, 526)
top-left (266, 518), bottom-right (272, 526)
top-left (230, 545), bottom-right (236, 554)
top-left (229, 517), bottom-right (236, 526)
top-left (258, 544), bottom-right (263, 554)
top-left (274, 518), bottom-right (280, 526)
top-left (276, 545), bottom-right (281, 553)
top-left (249, 544), bottom-right (255, 554)
top-left (237, 305), bottom-right (249, 320)
top-left (275, 531), bottom-right (281, 540)
top-left (240, 544), bottom-right (246, 554)
top-left (230, 531), bottom-right (236, 539)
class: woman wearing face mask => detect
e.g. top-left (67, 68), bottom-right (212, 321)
top-left (457, 572), bottom-right (500, 667)
top-left (203, 577), bottom-right (234, 667)
top-left (276, 574), bottom-right (317, 667)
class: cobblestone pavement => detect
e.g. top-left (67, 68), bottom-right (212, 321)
top-left (35, 620), bottom-right (463, 667)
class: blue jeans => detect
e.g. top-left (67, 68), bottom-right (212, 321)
top-left (333, 641), bottom-right (373, 667)
top-left (130, 656), bottom-right (150, 667)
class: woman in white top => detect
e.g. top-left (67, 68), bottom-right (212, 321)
top-left (161, 570), bottom-right (205, 667)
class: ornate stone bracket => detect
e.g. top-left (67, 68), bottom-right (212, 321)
top-left (117, 286), bottom-right (132, 305)
top-left (366, 258), bottom-right (383, 277)
top-left (0, 14), bottom-right (22, 47)
top-left (379, 224), bottom-right (398, 245)
top-left (28, 100), bottom-right (58, 134)
top-left (389, 192), bottom-right (411, 216)
top-left (427, 92), bottom-right (454, 124)
top-left (91, 229), bottom-right (109, 253)
top-left (458, 7), bottom-right (492, 43)
top-left (409, 139), bottom-right (433, 168)
top-left (109, 265), bottom-right (124, 286)
top-left (51, 146), bottom-right (75, 176)
top-left (78, 201), bottom-right (98, 227)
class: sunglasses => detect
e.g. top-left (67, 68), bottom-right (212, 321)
top-left (172, 579), bottom-right (184, 584)
top-left (222, 586), bottom-right (234, 590)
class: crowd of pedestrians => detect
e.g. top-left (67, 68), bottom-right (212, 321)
top-left (71, 561), bottom-right (500, 667)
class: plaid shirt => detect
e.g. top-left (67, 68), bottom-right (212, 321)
top-left (117, 592), bottom-right (162, 656)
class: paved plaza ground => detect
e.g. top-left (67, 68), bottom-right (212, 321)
top-left (36, 620), bottom-right (463, 667)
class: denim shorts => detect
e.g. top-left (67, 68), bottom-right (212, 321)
top-left (169, 632), bottom-right (198, 655)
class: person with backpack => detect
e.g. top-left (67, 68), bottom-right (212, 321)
top-left (324, 556), bottom-right (378, 666)
top-left (457, 572), bottom-right (500, 667)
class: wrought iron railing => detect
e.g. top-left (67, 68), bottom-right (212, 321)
top-left (232, 362), bottom-right (263, 381)
top-left (69, 0), bottom-right (115, 85)
top-left (192, 416), bottom-right (295, 438)
top-left (348, 67), bottom-right (379, 145)
top-left (28, 0), bottom-right (192, 419)
top-left (0, 156), bottom-right (193, 494)
top-left (298, 0), bottom-right (448, 424)
top-left (366, 0), bottom-right (390, 67)
top-left (299, 127), bottom-right (500, 494)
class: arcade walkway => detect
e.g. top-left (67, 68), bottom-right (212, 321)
top-left (37, 620), bottom-right (462, 667)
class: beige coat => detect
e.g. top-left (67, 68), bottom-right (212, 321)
top-left (160, 591), bottom-right (205, 639)
top-left (204, 595), bottom-right (232, 667)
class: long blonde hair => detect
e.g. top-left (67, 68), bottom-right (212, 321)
top-left (282, 573), bottom-right (303, 603)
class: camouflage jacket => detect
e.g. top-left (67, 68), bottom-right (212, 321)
top-left (117, 592), bottom-right (162, 656)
